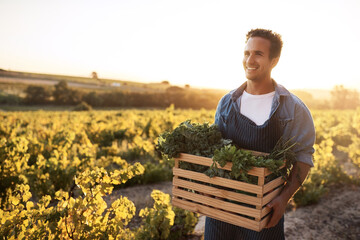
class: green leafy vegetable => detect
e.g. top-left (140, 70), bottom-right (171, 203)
top-left (156, 120), bottom-right (231, 158)
top-left (157, 121), bottom-right (296, 184)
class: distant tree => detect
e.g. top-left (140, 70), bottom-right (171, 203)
top-left (161, 80), bottom-right (170, 85)
top-left (185, 84), bottom-right (190, 89)
top-left (82, 91), bottom-right (103, 107)
top-left (69, 89), bottom-right (82, 105)
top-left (24, 86), bottom-right (51, 104)
top-left (100, 91), bottom-right (128, 107)
top-left (53, 80), bottom-right (81, 105)
top-left (53, 80), bottom-right (69, 104)
top-left (0, 92), bottom-right (22, 105)
top-left (92, 71), bottom-right (106, 85)
top-left (331, 85), bottom-right (360, 109)
top-left (91, 71), bottom-right (98, 80)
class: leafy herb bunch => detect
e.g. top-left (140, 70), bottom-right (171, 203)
top-left (209, 138), bottom-right (297, 183)
top-left (156, 120), bottom-right (231, 158)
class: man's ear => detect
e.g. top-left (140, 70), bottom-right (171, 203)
top-left (271, 57), bottom-right (280, 68)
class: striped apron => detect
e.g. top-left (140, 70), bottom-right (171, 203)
top-left (204, 98), bottom-right (285, 240)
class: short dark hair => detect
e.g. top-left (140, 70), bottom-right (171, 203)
top-left (246, 28), bottom-right (283, 59)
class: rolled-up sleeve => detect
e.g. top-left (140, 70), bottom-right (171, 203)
top-left (288, 102), bottom-right (316, 167)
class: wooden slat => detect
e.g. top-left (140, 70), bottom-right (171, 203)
top-left (177, 153), bottom-right (236, 174)
top-left (249, 167), bottom-right (267, 177)
top-left (260, 214), bottom-right (271, 230)
top-left (177, 153), bottom-right (217, 168)
top-left (178, 153), bottom-right (266, 177)
top-left (258, 176), bottom-right (265, 186)
top-left (172, 177), bottom-right (261, 206)
top-left (173, 158), bottom-right (180, 191)
top-left (173, 167), bottom-right (263, 194)
top-left (262, 186), bottom-right (283, 207)
top-left (172, 197), bottom-right (261, 232)
top-left (263, 176), bottom-right (285, 194)
top-left (177, 153), bottom-right (285, 177)
top-left (260, 206), bottom-right (272, 218)
top-left (173, 188), bottom-right (261, 219)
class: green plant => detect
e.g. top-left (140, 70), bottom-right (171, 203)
top-left (136, 190), bottom-right (198, 240)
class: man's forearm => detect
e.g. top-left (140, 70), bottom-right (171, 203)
top-left (265, 161), bottom-right (311, 228)
top-left (279, 161), bottom-right (311, 203)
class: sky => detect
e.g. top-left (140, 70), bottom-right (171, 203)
top-left (1, 0), bottom-right (360, 91)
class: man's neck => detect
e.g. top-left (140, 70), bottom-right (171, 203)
top-left (245, 79), bottom-right (275, 95)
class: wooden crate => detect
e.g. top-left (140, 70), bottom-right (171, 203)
top-left (172, 153), bottom-right (285, 232)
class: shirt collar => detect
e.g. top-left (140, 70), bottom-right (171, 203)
top-left (231, 79), bottom-right (291, 102)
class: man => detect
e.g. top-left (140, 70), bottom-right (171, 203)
top-left (204, 29), bottom-right (315, 239)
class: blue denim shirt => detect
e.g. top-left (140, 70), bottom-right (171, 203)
top-left (215, 81), bottom-right (315, 167)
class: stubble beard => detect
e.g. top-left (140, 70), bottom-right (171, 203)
top-left (245, 70), bottom-right (271, 84)
top-left (245, 73), bottom-right (262, 83)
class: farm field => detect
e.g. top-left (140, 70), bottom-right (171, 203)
top-left (0, 107), bottom-right (359, 239)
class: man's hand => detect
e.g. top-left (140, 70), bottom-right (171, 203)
top-left (265, 195), bottom-right (287, 228)
top-left (265, 161), bottom-right (311, 228)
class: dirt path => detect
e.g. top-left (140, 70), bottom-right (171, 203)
top-left (107, 182), bottom-right (359, 239)
top-left (284, 185), bottom-right (360, 240)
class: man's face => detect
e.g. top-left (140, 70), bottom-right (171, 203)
top-left (243, 37), bottom-right (278, 82)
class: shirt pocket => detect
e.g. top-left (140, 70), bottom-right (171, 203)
top-left (278, 118), bottom-right (293, 128)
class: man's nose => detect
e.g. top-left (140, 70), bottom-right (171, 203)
top-left (246, 54), bottom-right (255, 65)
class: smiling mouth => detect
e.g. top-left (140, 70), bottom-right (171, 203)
top-left (246, 67), bottom-right (258, 71)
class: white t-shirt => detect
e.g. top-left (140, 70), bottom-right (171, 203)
top-left (240, 90), bottom-right (275, 126)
